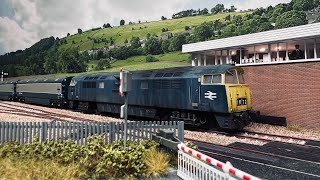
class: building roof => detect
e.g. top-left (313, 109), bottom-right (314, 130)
top-left (182, 23), bottom-right (320, 53)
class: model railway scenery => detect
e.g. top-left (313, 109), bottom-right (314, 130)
top-left (1, 0), bottom-right (320, 179)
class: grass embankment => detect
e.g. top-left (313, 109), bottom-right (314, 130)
top-left (58, 11), bottom-right (250, 52)
top-left (0, 137), bottom-right (172, 179)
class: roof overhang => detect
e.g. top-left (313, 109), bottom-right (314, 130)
top-left (182, 23), bottom-right (320, 53)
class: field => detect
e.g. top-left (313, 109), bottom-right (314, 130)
top-left (4, 52), bottom-right (191, 81)
top-left (58, 11), bottom-right (250, 52)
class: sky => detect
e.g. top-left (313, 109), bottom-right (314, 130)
top-left (0, 0), bottom-right (291, 55)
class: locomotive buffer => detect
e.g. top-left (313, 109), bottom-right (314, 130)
top-left (119, 67), bottom-right (132, 150)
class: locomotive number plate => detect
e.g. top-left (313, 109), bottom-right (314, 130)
top-left (237, 98), bottom-right (247, 106)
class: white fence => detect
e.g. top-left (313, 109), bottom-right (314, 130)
top-left (177, 143), bottom-right (260, 180)
top-left (0, 121), bottom-right (184, 145)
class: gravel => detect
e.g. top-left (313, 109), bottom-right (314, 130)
top-left (184, 130), bottom-right (267, 146)
top-left (244, 123), bottom-right (320, 141)
top-left (0, 101), bottom-right (122, 123)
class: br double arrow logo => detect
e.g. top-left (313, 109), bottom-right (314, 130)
top-left (204, 91), bottom-right (217, 100)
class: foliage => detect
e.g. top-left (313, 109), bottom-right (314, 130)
top-left (0, 137), bottom-right (161, 179)
top-left (58, 48), bottom-right (87, 73)
top-left (211, 4), bottom-right (225, 14)
top-left (78, 28), bottom-right (83, 34)
top-left (161, 39), bottom-right (171, 53)
top-left (120, 19), bottom-right (125, 26)
top-left (0, 158), bottom-right (82, 180)
top-left (130, 36), bottom-right (141, 49)
top-left (161, 16), bottom-right (167, 20)
top-left (144, 147), bottom-right (169, 178)
top-left (193, 22), bottom-right (214, 41)
top-left (276, 10), bottom-right (308, 29)
top-left (94, 59), bottom-right (111, 70)
top-left (292, 0), bottom-right (316, 11)
top-left (146, 55), bottom-right (159, 62)
top-left (145, 36), bottom-right (163, 55)
top-left (168, 33), bottom-right (186, 52)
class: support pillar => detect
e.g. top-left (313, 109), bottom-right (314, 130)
top-left (253, 45), bottom-right (256, 63)
top-left (314, 38), bottom-right (317, 59)
top-left (220, 50), bottom-right (223, 64)
top-left (198, 54), bottom-right (202, 66)
top-left (268, 44), bottom-right (271, 62)
top-left (215, 50), bottom-right (218, 65)
top-left (277, 43), bottom-right (280, 61)
top-left (204, 55), bottom-right (207, 66)
top-left (304, 40), bottom-right (307, 59)
top-left (286, 41), bottom-right (289, 61)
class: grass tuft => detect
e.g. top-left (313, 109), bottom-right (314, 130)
top-left (287, 123), bottom-right (303, 132)
top-left (0, 158), bottom-right (82, 180)
top-left (144, 147), bottom-right (170, 178)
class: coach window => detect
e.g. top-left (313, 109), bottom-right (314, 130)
top-left (141, 80), bottom-right (148, 89)
top-left (99, 82), bottom-right (105, 89)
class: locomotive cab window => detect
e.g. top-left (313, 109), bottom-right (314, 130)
top-left (202, 74), bottom-right (221, 84)
top-left (225, 69), bottom-right (245, 84)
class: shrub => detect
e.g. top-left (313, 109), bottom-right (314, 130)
top-left (146, 55), bottom-right (159, 62)
top-left (144, 147), bottom-right (169, 178)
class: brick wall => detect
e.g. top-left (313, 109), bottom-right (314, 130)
top-left (242, 62), bottom-right (320, 128)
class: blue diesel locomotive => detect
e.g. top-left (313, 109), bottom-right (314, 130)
top-left (0, 65), bottom-right (257, 130)
top-left (68, 65), bottom-right (257, 130)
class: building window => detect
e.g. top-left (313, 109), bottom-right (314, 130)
top-left (99, 82), bottom-right (104, 89)
top-left (141, 80), bottom-right (148, 89)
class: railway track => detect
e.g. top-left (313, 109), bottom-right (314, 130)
top-left (0, 102), bottom-right (99, 122)
top-left (186, 138), bottom-right (320, 180)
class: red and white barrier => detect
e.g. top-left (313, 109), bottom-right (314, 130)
top-left (177, 143), bottom-right (260, 180)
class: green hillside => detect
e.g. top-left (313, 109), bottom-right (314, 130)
top-left (59, 11), bottom-right (249, 52)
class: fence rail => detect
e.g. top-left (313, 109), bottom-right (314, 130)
top-left (0, 121), bottom-right (184, 145)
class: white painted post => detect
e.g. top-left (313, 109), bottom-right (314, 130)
top-left (314, 38), bottom-right (317, 59)
top-left (268, 44), bottom-right (271, 62)
top-left (304, 40), bottom-right (307, 59)
top-left (239, 48), bottom-right (242, 64)
top-left (215, 50), bottom-right (218, 65)
top-left (204, 55), bottom-right (207, 66)
top-left (198, 54), bottom-right (202, 66)
top-left (226, 49), bottom-right (230, 64)
top-left (253, 45), bottom-right (256, 63)
top-left (220, 50), bottom-right (223, 64)
top-left (277, 43), bottom-right (280, 61)
top-left (286, 41), bottom-right (289, 61)
top-left (191, 59), bottom-right (195, 66)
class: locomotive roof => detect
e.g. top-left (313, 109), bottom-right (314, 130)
top-left (17, 77), bottom-right (70, 84)
top-left (73, 65), bottom-right (242, 80)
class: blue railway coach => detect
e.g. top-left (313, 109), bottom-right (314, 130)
top-left (16, 77), bottom-right (73, 107)
top-left (0, 81), bottom-right (16, 101)
top-left (68, 65), bottom-right (257, 130)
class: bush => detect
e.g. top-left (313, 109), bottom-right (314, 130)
top-left (146, 55), bottom-right (159, 62)
top-left (0, 137), bottom-right (161, 179)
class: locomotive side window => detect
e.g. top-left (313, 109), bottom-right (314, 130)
top-left (238, 72), bottom-right (245, 84)
top-left (202, 74), bottom-right (221, 84)
top-left (141, 80), bottom-right (148, 89)
top-left (99, 82), bottom-right (105, 89)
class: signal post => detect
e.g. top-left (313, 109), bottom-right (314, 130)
top-left (119, 67), bottom-right (132, 150)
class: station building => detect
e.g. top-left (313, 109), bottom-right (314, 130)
top-left (182, 23), bottom-right (320, 128)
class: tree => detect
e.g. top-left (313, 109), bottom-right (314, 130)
top-left (230, 5), bottom-right (237, 12)
top-left (276, 10), bottom-right (308, 29)
top-left (222, 23), bottom-right (238, 37)
top-left (78, 28), bottom-right (82, 34)
top-left (200, 8), bottom-right (209, 15)
top-left (145, 37), bottom-right (162, 55)
top-left (145, 55), bottom-right (159, 62)
top-left (124, 39), bottom-right (128, 44)
top-left (130, 37), bottom-right (141, 49)
top-left (67, 33), bottom-right (70, 37)
top-left (161, 16), bottom-right (167, 20)
top-left (94, 59), bottom-right (111, 70)
top-left (161, 39), bottom-right (171, 53)
top-left (168, 34), bottom-right (186, 52)
top-left (211, 4), bottom-right (225, 14)
top-left (185, 26), bottom-right (190, 30)
top-left (193, 22), bottom-right (214, 41)
top-left (292, 0), bottom-right (315, 11)
top-left (120, 19), bottom-right (125, 26)
top-left (58, 48), bottom-right (86, 73)
top-left (225, 14), bottom-right (231, 21)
